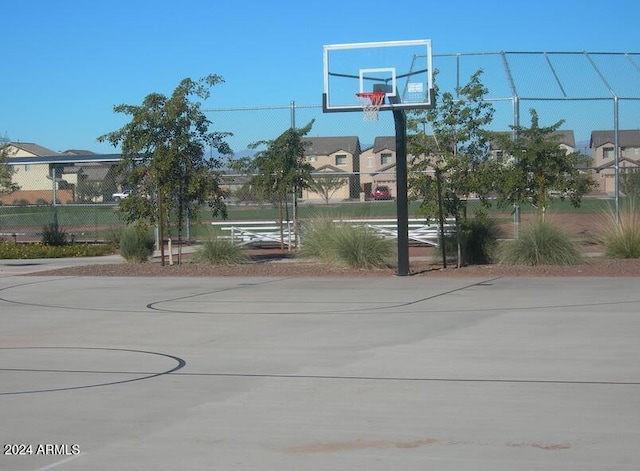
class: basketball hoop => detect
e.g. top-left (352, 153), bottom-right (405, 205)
top-left (356, 91), bottom-right (386, 121)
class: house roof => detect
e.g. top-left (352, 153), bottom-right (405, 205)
top-left (372, 162), bottom-right (397, 175)
top-left (312, 164), bottom-right (347, 173)
top-left (590, 130), bottom-right (640, 148)
top-left (555, 130), bottom-right (575, 148)
top-left (5, 142), bottom-right (60, 156)
top-left (62, 149), bottom-right (96, 155)
top-left (372, 136), bottom-right (396, 153)
top-left (594, 156), bottom-right (640, 171)
top-left (78, 164), bottom-right (112, 180)
top-left (7, 154), bottom-right (123, 165)
top-left (304, 137), bottom-right (360, 156)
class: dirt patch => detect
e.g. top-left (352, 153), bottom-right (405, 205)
top-left (282, 438), bottom-right (440, 454)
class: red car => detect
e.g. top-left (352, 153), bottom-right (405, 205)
top-left (371, 186), bottom-right (392, 200)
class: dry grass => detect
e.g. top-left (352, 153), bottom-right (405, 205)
top-left (598, 199), bottom-right (640, 259)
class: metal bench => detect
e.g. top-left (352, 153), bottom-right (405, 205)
top-left (212, 218), bottom-right (455, 248)
top-left (330, 218), bottom-right (455, 247)
top-left (210, 221), bottom-right (296, 248)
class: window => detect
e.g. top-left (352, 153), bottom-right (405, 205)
top-left (24, 164), bottom-right (30, 172)
top-left (603, 147), bottom-right (614, 159)
top-left (335, 154), bottom-right (347, 166)
top-left (308, 155), bottom-right (317, 163)
top-left (381, 153), bottom-right (392, 165)
top-left (367, 156), bottom-right (373, 168)
top-left (621, 147), bottom-right (640, 156)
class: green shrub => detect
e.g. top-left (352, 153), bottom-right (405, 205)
top-left (434, 216), bottom-right (502, 266)
top-left (461, 216), bottom-right (503, 265)
top-left (600, 199), bottom-right (640, 258)
top-left (191, 237), bottom-right (249, 264)
top-left (300, 219), bottom-right (395, 269)
top-left (41, 222), bottom-right (67, 246)
top-left (119, 225), bottom-right (155, 263)
top-left (500, 220), bottom-right (583, 266)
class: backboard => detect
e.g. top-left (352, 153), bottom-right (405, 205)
top-left (323, 40), bottom-right (434, 113)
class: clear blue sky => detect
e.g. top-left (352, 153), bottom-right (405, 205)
top-left (2, 0), bottom-right (639, 154)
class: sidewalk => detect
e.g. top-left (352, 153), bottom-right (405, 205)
top-left (0, 254), bottom-right (125, 276)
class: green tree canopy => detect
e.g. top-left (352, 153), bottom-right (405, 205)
top-left (621, 168), bottom-right (640, 198)
top-left (306, 172), bottom-right (349, 204)
top-left (490, 109), bottom-right (593, 219)
top-left (249, 120), bottom-right (315, 204)
top-left (0, 146), bottom-right (19, 195)
top-left (98, 75), bottom-right (231, 262)
top-left (248, 121), bottom-right (315, 249)
top-left (407, 70), bottom-right (495, 222)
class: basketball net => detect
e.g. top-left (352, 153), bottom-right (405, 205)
top-left (356, 92), bottom-right (386, 121)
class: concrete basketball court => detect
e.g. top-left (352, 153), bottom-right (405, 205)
top-left (1, 258), bottom-right (639, 470)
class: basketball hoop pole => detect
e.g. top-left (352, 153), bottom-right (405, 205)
top-left (393, 107), bottom-right (410, 276)
top-left (375, 84), bottom-right (410, 276)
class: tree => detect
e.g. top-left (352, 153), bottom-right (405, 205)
top-left (620, 168), bottom-right (640, 198)
top-left (306, 172), bottom-right (349, 204)
top-left (248, 121), bottom-right (315, 250)
top-left (0, 146), bottom-right (19, 195)
top-left (98, 75), bottom-right (231, 264)
top-left (490, 109), bottom-right (593, 220)
top-left (407, 70), bottom-right (495, 266)
top-left (408, 70), bottom-right (495, 222)
top-left (76, 179), bottom-right (103, 203)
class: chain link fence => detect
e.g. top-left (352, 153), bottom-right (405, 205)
top-left (2, 51), bottom-right (638, 245)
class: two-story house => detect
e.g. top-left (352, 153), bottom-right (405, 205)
top-left (0, 142), bottom-right (75, 204)
top-left (359, 136), bottom-right (399, 199)
top-left (302, 136), bottom-right (361, 201)
top-left (2, 143), bottom-right (120, 204)
top-left (590, 130), bottom-right (640, 194)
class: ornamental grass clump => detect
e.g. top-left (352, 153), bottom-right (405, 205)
top-left (599, 198), bottom-right (640, 259)
top-left (41, 222), bottom-right (67, 246)
top-left (298, 219), bottom-right (335, 262)
top-left (300, 219), bottom-right (395, 269)
top-left (191, 237), bottom-right (249, 265)
top-left (119, 224), bottom-right (155, 263)
top-left (500, 220), bottom-right (583, 266)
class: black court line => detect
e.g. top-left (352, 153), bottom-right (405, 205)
top-left (5, 368), bottom-right (640, 395)
top-left (3, 366), bottom-right (636, 387)
top-left (145, 276), bottom-right (298, 311)
top-left (0, 347), bottom-right (186, 395)
top-left (145, 277), bottom-right (504, 314)
top-left (143, 276), bottom-right (640, 315)
top-left (162, 371), bottom-right (640, 387)
top-left (0, 276), bottom-right (299, 313)
top-left (1, 276), bottom-right (639, 317)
